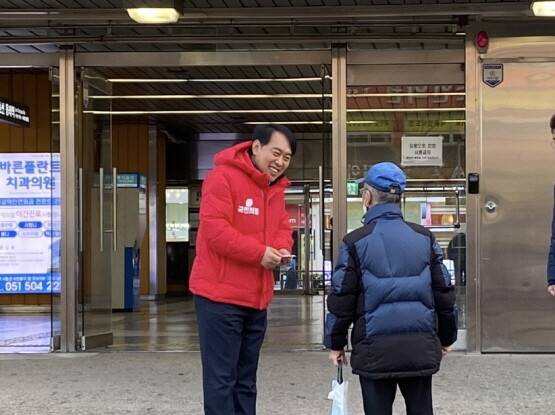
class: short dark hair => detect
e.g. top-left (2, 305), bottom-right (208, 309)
top-left (551, 114), bottom-right (555, 131)
top-left (366, 184), bottom-right (401, 204)
top-left (252, 124), bottom-right (297, 156)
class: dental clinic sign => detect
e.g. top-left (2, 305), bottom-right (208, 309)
top-left (0, 98), bottom-right (30, 127)
top-left (401, 136), bottom-right (443, 167)
top-left (0, 153), bottom-right (61, 294)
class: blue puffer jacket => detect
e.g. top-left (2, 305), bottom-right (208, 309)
top-left (324, 203), bottom-right (457, 379)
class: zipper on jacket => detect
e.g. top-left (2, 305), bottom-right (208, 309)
top-left (261, 188), bottom-right (269, 309)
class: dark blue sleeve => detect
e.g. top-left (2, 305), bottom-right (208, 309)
top-left (431, 238), bottom-right (458, 346)
top-left (548, 186), bottom-right (555, 286)
top-left (324, 240), bottom-right (359, 350)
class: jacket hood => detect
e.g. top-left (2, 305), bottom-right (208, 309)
top-left (214, 141), bottom-right (290, 189)
top-left (364, 203), bottom-right (403, 225)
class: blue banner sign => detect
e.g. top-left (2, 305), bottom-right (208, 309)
top-left (0, 153), bottom-right (61, 294)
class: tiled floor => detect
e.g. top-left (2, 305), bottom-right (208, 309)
top-left (0, 314), bottom-right (52, 353)
top-left (0, 294), bottom-right (326, 353)
top-left (0, 290), bottom-right (466, 353)
top-left (108, 294), bottom-right (325, 352)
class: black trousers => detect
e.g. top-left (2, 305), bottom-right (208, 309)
top-left (359, 375), bottom-right (433, 415)
top-left (194, 295), bottom-right (267, 415)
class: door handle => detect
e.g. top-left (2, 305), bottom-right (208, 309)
top-left (484, 201), bottom-right (497, 211)
top-left (319, 166), bottom-right (324, 251)
top-left (112, 167), bottom-right (117, 252)
top-left (99, 167), bottom-right (104, 252)
top-left (78, 168), bottom-right (83, 252)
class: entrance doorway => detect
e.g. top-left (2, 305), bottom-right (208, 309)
top-left (73, 53), bottom-right (332, 351)
top-left (343, 49), bottom-right (467, 347)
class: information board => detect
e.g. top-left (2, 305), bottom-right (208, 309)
top-left (0, 153), bottom-right (61, 294)
top-left (401, 135), bottom-right (443, 166)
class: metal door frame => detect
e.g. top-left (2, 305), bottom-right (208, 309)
top-left (74, 49), bottom-right (330, 351)
top-left (336, 47), bottom-right (467, 350)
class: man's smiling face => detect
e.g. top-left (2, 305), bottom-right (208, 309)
top-left (251, 131), bottom-right (292, 182)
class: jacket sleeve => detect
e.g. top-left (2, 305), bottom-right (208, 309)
top-left (548, 186), bottom-right (555, 285)
top-left (324, 240), bottom-right (359, 350)
top-left (271, 198), bottom-right (294, 252)
top-left (430, 236), bottom-right (458, 347)
top-left (199, 169), bottom-right (266, 264)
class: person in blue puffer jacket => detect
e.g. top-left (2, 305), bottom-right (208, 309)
top-left (324, 162), bottom-right (457, 415)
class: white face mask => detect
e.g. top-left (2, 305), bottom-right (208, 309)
top-left (361, 206), bottom-right (367, 224)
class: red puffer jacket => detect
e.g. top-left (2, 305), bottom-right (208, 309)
top-left (189, 141), bottom-right (293, 310)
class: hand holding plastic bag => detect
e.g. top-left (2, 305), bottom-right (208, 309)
top-left (327, 362), bottom-right (349, 415)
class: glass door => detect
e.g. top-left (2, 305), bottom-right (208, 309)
top-left (76, 68), bottom-right (114, 349)
top-left (345, 50), bottom-right (467, 338)
top-left (50, 67), bottom-right (62, 351)
top-left (0, 66), bottom-right (59, 352)
top-left (282, 184), bottom-right (333, 294)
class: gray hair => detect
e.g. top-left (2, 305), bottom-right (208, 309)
top-left (365, 184), bottom-right (401, 204)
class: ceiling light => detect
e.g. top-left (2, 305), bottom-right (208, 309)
top-left (348, 92), bottom-right (465, 97)
top-left (244, 121), bottom-right (377, 125)
top-left (531, 0), bottom-right (555, 16)
top-left (83, 108), bottom-right (463, 116)
top-left (127, 8), bottom-right (180, 23)
top-left (245, 121), bottom-right (329, 125)
top-left (0, 11), bottom-right (58, 15)
top-left (107, 77), bottom-right (331, 83)
top-left (125, 0), bottom-right (183, 24)
top-left (89, 93), bottom-right (331, 99)
top-left (84, 109), bottom-right (332, 115)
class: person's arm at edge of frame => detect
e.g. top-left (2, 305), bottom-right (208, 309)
top-left (324, 239), bottom-right (359, 367)
top-left (548, 240), bottom-right (555, 296)
top-left (430, 236), bottom-right (458, 356)
top-left (547, 192), bottom-right (555, 296)
top-left (200, 170), bottom-right (269, 265)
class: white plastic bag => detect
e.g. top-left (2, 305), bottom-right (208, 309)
top-left (327, 362), bottom-right (349, 415)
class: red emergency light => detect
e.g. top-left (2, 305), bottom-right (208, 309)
top-left (475, 31), bottom-right (489, 52)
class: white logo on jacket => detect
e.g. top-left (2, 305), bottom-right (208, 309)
top-left (238, 198), bottom-right (260, 215)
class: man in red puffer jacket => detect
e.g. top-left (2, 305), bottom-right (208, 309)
top-left (189, 124), bottom-right (296, 415)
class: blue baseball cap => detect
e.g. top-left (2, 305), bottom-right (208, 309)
top-left (356, 162), bottom-right (406, 195)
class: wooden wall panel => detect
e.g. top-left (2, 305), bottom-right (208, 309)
top-left (0, 75), bottom-right (11, 153)
top-left (23, 74), bottom-right (38, 151)
top-left (36, 75), bottom-right (52, 152)
top-left (136, 125), bottom-right (150, 296)
top-left (112, 123), bottom-right (152, 296)
top-left (9, 74), bottom-right (24, 152)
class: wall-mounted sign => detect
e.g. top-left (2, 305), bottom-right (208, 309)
top-left (483, 64), bottom-right (503, 88)
top-left (0, 98), bottom-right (30, 127)
top-left (286, 204), bottom-right (306, 228)
top-left (347, 181), bottom-right (359, 196)
top-left (401, 136), bottom-right (443, 166)
top-left (0, 153), bottom-right (61, 294)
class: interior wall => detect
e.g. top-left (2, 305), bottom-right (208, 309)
top-left (0, 72), bottom-right (52, 306)
top-left (111, 123), bottom-right (153, 296)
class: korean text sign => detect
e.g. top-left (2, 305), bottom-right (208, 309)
top-left (0, 153), bottom-right (61, 294)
